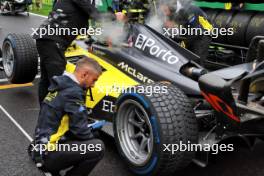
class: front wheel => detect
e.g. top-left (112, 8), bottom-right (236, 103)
top-left (114, 83), bottom-right (198, 176)
top-left (2, 33), bottom-right (38, 83)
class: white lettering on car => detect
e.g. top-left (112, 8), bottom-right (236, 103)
top-left (117, 62), bottom-right (154, 83)
top-left (134, 34), bottom-right (179, 64)
top-left (102, 100), bottom-right (115, 113)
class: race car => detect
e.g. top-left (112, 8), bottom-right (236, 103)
top-left (1, 23), bottom-right (263, 176)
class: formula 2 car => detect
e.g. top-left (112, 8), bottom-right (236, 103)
top-left (0, 0), bottom-right (32, 16)
top-left (1, 23), bottom-right (263, 176)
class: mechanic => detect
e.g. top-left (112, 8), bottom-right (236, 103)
top-left (159, 0), bottom-right (213, 65)
top-left (29, 56), bottom-right (105, 176)
top-left (34, 0), bottom-right (125, 104)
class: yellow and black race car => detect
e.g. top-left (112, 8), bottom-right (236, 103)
top-left (1, 23), bottom-right (264, 176)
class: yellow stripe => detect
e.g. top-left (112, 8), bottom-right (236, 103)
top-left (121, 9), bottom-right (145, 14)
top-left (0, 83), bottom-right (33, 90)
top-left (199, 16), bottom-right (213, 31)
top-left (47, 115), bottom-right (69, 151)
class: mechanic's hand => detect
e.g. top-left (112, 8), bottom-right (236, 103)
top-left (88, 120), bottom-right (106, 130)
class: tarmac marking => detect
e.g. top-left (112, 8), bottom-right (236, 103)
top-left (0, 83), bottom-right (34, 90)
top-left (29, 12), bottom-right (47, 18)
top-left (0, 105), bottom-right (51, 176)
top-left (0, 105), bottom-right (33, 142)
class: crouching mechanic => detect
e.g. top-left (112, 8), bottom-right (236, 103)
top-left (160, 0), bottom-right (213, 65)
top-left (29, 57), bottom-right (105, 176)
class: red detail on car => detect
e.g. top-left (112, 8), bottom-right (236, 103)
top-left (201, 91), bottom-right (240, 122)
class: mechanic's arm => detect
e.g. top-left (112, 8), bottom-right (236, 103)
top-left (72, 0), bottom-right (101, 19)
top-left (64, 93), bottom-right (93, 140)
top-left (72, 0), bottom-right (124, 21)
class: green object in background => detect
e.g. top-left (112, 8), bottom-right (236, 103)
top-left (29, 0), bottom-right (113, 16)
top-left (96, 0), bottom-right (113, 12)
top-left (30, 0), bottom-right (264, 16)
top-left (30, 4), bottom-right (52, 16)
top-left (195, 1), bottom-right (264, 11)
top-left (195, 2), bottom-right (224, 9)
top-left (246, 3), bottom-right (264, 11)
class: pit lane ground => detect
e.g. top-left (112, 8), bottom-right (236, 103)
top-left (0, 14), bottom-right (264, 176)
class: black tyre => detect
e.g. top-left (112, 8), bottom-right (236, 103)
top-left (203, 8), bottom-right (221, 25)
top-left (2, 33), bottom-right (38, 83)
top-left (0, 2), bottom-right (3, 13)
top-left (114, 83), bottom-right (198, 176)
top-left (227, 11), bottom-right (255, 46)
top-left (246, 13), bottom-right (264, 46)
top-left (213, 11), bottom-right (235, 44)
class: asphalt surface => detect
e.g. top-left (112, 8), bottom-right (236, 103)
top-left (0, 13), bottom-right (264, 176)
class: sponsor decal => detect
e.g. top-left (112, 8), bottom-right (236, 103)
top-left (102, 100), bottom-right (115, 113)
top-left (118, 62), bottom-right (154, 83)
top-left (45, 91), bottom-right (58, 102)
top-left (134, 34), bottom-right (179, 64)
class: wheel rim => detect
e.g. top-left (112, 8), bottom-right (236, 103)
top-left (3, 41), bottom-right (15, 78)
top-left (116, 99), bottom-right (154, 166)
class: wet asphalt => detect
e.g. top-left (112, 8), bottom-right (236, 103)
top-left (0, 13), bottom-right (264, 176)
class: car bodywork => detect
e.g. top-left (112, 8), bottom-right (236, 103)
top-left (65, 23), bottom-right (264, 141)
top-left (65, 24), bottom-right (204, 121)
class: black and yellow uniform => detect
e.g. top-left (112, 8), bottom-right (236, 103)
top-left (169, 4), bottom-right (213, 65)
top-left (33, 74), bottom-right (105, 176)
top-left (34, 0), bottom-right (101, 104)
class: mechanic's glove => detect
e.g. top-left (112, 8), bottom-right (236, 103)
top-left (48, 9), bottom-right (69, 26)
top-left (88, 120), bottom-right (106, 130)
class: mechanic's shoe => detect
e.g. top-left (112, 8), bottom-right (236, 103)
top-left (27, 141), bottom-right (45, 168)
top-left (27, 141), bottom-right (34, 158)
top-left (47, 172), bottom-right (61, 176)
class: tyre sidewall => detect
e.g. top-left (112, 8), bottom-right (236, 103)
top-left (2, 35), bottom-right (18, 80)
top-left (114, 93), bottom-right (162, 176)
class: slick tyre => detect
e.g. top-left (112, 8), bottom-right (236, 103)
top-left (2, 33), bottom-right (38, 83)
top-left (114, 83), bottom-right (198, 176)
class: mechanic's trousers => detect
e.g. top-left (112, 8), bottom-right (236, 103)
top-left (36, 39), bottom-right (67, 104)
top-left (43, 139), bottom-right (105, 176)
